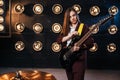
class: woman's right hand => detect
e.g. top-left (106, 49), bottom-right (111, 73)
top-left (68, 31), bottom-right (78, 38)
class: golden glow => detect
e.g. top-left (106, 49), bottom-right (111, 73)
top-left (108, 6), bottom-right (118, 15)
top-left (73, 4), bottom-right (81, 14)
top-left (52, 4), bottom-right (63, 14)
top-left (33, 23), bottom-right (43, 34)
top-left (0, 16), bottom-right (4, 23)
top-left (89, 43), bottom-right (98, 52)
top-left (0, 70), bottom-right (56, 80)
top-left (15, 23), bottom-right (25, 32)
top-left (90, 6), bottom-right (100, 16)
top-left (0, 8), bottom-right (4, 15)
top-left (107, 43), bottom-right (116, 52)
top-left (89, 24), bottom-right (99, 34)
top-left (14, 3), bottom-right (24, 14)
top-left (51, 42), bottom-right (61, 52)
top-left (15, 41), bottom-right (25, 51)
top-left (33, 41), bottom-right (42, 51)
top-left (0, 0), bottom-right (4, 6)
top-left (52, 23), bottom-right (62, 33)
top-left (108, 25), bottom-right (118, 35)
top-left (0, 24), bottom-right (4, 31)
top-left (33, 4), bottom-right (43, 14)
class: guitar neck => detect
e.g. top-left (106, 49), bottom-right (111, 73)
top-left (76, 15), bottom-right (114, 46)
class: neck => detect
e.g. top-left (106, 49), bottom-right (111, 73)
top-left (71, 22), bottom-right (78, 27)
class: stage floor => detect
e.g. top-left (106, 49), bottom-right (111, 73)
top-left (0, 68), bottom-right (120, 80)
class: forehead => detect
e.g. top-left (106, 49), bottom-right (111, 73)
top-left (70, 10), bottom-right (76, 16)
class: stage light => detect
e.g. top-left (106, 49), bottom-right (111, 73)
top-left (52, 4), bottom-right (63, 14)
top-left (15, 23), bottom-right (25, 32)
top-left (89, 24), bottom-right (99, 34)
top-left (73, 4), bottom-right (81, 14)
top-left (0, 24), bottom-right (4, 31)
top-left (33, 4), bottom-right (43, 14)
top-left (107, 43), bottom-right (116, 52)
top-left (14, 3), bottom-right (24, 14)
top-left (33, 41), bottom-right (43, 51)
top-left (89, 43), bottom-right (98, 52)
top-left (33, 23), bottom-right (43, 34)
top-left (0, 16), bottom-right (4, 23)
top-left (0, 8), bottom-right (4, 15)
top-left (89, 6), bottom-right (100, 16)
top-left (51, 42), bottom-right (61, 52)
top-left (15, 41), bottom-right (25, 51)
top-left (108, 6), bottom-right (118, 15)
top-left (0, 0), bottom-right (4, 6)
top-left (52, 23), bottom-right (62, 33)
top-left (108, 25), bottom-right (118, 35)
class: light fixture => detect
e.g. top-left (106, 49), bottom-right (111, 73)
top-left (89, 43), bottom-right (98, 52)
top-left (90, 6), bottom-right (100, 16)
top-left (0, 8), bottom-right (4, 15)
top-left (0, 16), bottom-right (4, 23)
top-left (108, 25), bottom-right (118, 35)
top-left (33, 23), bottom-right (43, 34)
top-left (0, 24), bottom-right (4, 31)
top-left (15, 23), bottom-right (25, 32)
top-left (51, 42), bottom-right (61, 52)
top-left (33, 41), bottom-right (43, 51)
top-left (14, 3), bottom-right (24, 14)
top-left (52, 23), bottom-right (62, 33)
top-left (52, 4), bottom-right (63, 14)
top-left (33, 4), bottom-right (43, 14)
top-left (73, 4), bottom-right (81, 14)
top-left (15, 41), bottom-right (25, 51)
top-left (89, 24), bottom-right (99, 34)
top-left (107, 43), bottom-right (116, 52)
top-left (108, 5), bottom-right (118, 15)
top-left (0, 0), bottom-right (4, 6)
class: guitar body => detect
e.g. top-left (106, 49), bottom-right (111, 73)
top-left (59, 36), bottom-right (81, 69)
top-left (59, 48), bottom-right (73, 69)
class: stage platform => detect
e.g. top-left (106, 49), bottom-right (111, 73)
top-left (0, 68), bottom-right (120, 80)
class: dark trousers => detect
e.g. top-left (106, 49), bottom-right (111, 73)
top-left (65, 54), bottom-right (86, 80)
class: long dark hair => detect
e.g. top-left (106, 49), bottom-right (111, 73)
top-left (61, 7), bottom-right (80, 36)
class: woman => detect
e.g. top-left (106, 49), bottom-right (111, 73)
top-left (57, 7), bottom-right (94, 80)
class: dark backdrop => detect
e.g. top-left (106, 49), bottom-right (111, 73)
top-left (0, 0), bottom-right (120, 69)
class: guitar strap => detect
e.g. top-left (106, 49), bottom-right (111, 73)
top-left (77, 23), bottom-right (84, 36)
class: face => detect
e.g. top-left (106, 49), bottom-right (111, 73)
top-left (69, 10), bottom-right (78, 24)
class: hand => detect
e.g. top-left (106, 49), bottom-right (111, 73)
top-left (72, 43), bottom-right (80, 52)
top-left (68, 31), bottom-right (78, 38)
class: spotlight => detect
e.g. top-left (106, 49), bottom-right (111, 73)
top-left (51, 42), bottom-right (61, 52)
top-left (52, 23), bottom-right (62, 33)
top-left (14, 3), bottom-right (24, 14)
top-left (52, 4), bottom-right (63, 14)
top-left (89, 6), bottom-right (100, 16)
top-left (73, 4), bottom-right (81, 14)
top-left (0, 8), bottom-right (4, 15)
top-left (15, 41), bottom-right (25, 51)
top-left (0, 0), bottom-right (4, 6)
top-left (89, 43), bottom-right (98, 52)
top-left (108, 6), bottom-right (118, 15)
top-left (108, 25), bottom-right (118, 35)
top-left (107, 43), bottom-right (116, 52)
top-left (89, 24), bottom-right (99, 34)
top-left (33, 4), bottom-right (43, 14)
top-left (0, 16), bottom-right (4, 23)
top-left (15, 23), bottom-right (25, 32)
top-left (0, 24), bottom-right (4, 31)
top-left (33, 23), bottom-right (43, 34)
top-left (33, 41), bottom-right (42, 51)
